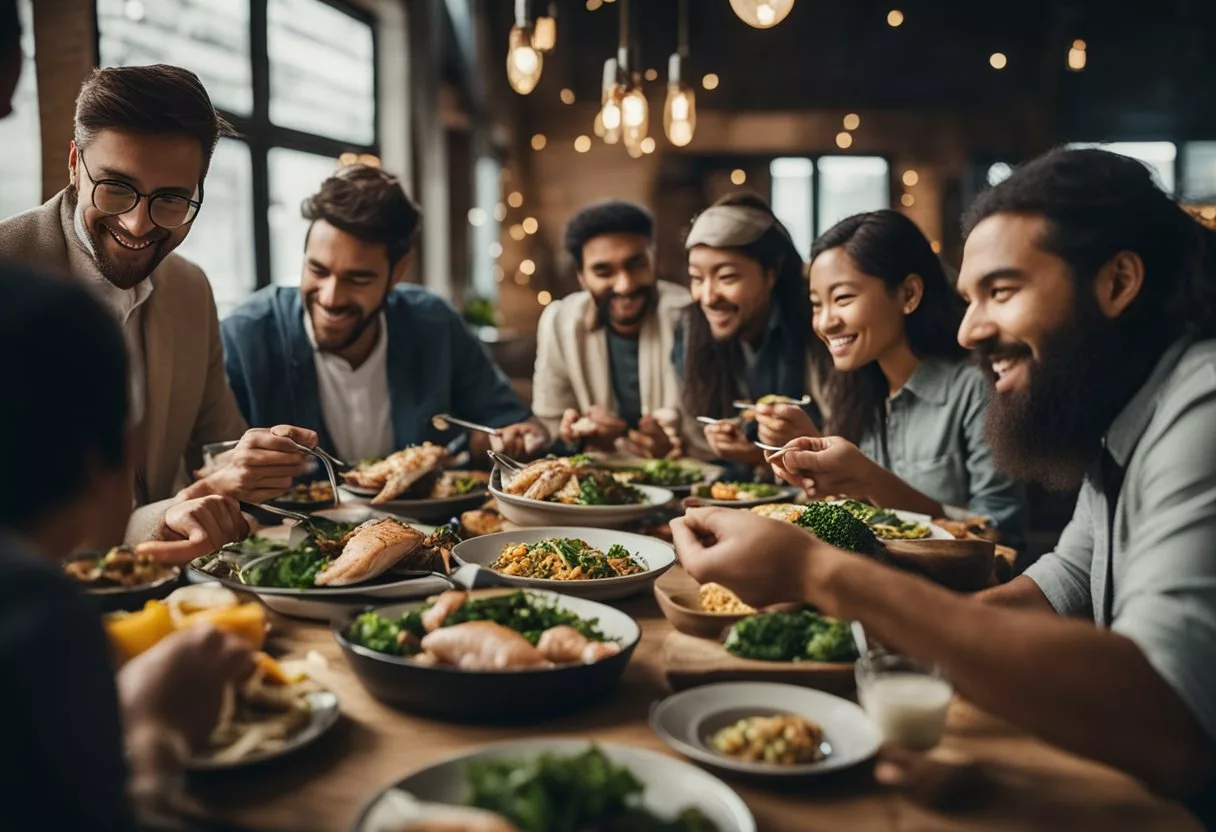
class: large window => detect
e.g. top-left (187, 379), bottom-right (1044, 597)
top-left (770, 156), bottom-right (891, 256)
top-left (98, 0), bottom-right (378, 313)
top-left (0, 0), bottom-right (41, 219)
top-left (1182, 142), bottom-right (1216, 202)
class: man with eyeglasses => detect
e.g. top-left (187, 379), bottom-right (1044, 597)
top-left (0, 64), bottom-right (316, 549)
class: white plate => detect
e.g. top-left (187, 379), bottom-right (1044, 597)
top-left (353, 738), bottom-right (756, 832)
top-left (452, 527), bottom-right (676, 601)
top-left (688, 485), bottom-right (802, 508)
top-left (187, 689), bottom-right (340, 771)
top-left (489, 468), bottom-right (673, 529)
top-left (651, 682), bottom-right (881, 778)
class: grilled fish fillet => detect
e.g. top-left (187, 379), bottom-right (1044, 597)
top-left (372, 444), bottom-right (449, 504)
top-left (523, 465), bottom-right (573, 501)
top-left (314, 518), bottom-right (424, 586)
top-left (502, 459), bottom-right (565, 495)
top-left (420, 621), bottom-right (549, 670)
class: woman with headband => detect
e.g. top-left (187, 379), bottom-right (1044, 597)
top-left (674, 192), bottom-right (823, 469)
top-left (767, 210), bottom-right (1026, 553)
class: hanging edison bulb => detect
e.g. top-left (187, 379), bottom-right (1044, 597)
top-left (506, 0), bottom-right (542, 94)
top-left (729, 0), bottom-right (795, 28)
top-left (532, 2), bottom-right (557, 52)
top-left (663, 53), bottom-right (696, 147)
top-left (621, 83), bottom-right (649, 155)
top-left (600, 57), bottom-right (623, 145)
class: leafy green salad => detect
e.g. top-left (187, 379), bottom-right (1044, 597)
top-left (464, 746), bottom-right (718, 832)
top-left (238, 523), bottom-right (357, 589)
top-left (347, 590), bottom-right (611, 657)
top-left (724, 610), bottom-right (858, 663)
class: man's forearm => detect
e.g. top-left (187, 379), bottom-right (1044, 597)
top-left (975, 574), bottom-right (1057, 612)
top-left (814, 556), bottom-right (1213, 796)
top-left (860, 464), bottom-right (945, 519)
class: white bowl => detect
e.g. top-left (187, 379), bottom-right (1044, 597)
top-left (452, 526), bottom-right (676, 601)
top-left (489, 467), bottom-right (673, 529)
top-left (651, 681), bottom-right (882, 778)
top-left (354, 738), bottom-right (756, 832)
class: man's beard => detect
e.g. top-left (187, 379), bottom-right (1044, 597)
top-left (979, 300), bottom-right (1154, 492)
top-left (594, 284), bottom-right (657, 330)
top-left (68, 185), bottom-right (171, 290)
top-left (307, 295), bottom-right (386, 353)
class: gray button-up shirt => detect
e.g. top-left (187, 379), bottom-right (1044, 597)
top-left (857, 358), bottom-right (1027, 551)
top-left (1024, 337), bottom-right (1216, 742)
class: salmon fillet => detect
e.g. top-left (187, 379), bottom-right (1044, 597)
top-left (314, 518), bottom-right (424, 586)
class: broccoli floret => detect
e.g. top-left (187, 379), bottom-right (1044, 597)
top-left (795, 502), bottom-right (881, 555)
top-left (805, 620), bottom-right (859, 662)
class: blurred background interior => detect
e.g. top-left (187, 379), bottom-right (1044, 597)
top-left (5, 0), bottom-right (1216, 551)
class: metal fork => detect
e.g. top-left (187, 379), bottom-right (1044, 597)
top-left (239, 501), bottom-right (348, 539)
top-left (286, 439), bottom-right (342, 506)
top-left (432, 413), bottom-right (502, 437)
top-left (753, 441), bottom-right (793, 462)
top-left (486, 449), bottom-right (526, 473)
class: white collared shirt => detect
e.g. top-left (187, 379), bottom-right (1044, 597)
top-left (303, 311), bottom-right (394, 463)
top-left (74, 201), bottom-right (153, 428)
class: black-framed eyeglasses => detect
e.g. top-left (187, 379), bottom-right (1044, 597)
top-left (78, 152), bottom-right (203, 229)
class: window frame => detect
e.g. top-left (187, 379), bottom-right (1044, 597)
top-left (92, 0), bottom-right (381, 292)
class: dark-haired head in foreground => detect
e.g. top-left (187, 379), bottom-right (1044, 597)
top-left (301, 163), bottom-right (421, 360)
top-left (67, 63), bottom-right (236, 289)
top-left (563, 199), bottom-right (657, 335)
top-left (0, 261), bottom-right (132, 549)
top-left (959, 147), bottom-right (1216, 490)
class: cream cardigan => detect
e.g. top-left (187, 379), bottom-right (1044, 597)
top-left (531, 281), bottom-right (690, 436)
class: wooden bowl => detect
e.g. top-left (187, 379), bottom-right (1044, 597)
top-left (654, 582), bottom-right (757, 639)
top-left (883, 537), bottom-right (996, 592)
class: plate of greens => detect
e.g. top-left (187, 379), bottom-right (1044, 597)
top-left (688, 481), bottom-right (800, 508)
top-left (601, 457), bottom-right (718, 495)
top-left (452, 527), bottom-right (676, 601)
top-left (353, 740), bottom-right (754, 831)
top-left (187, 508), bottom-right (444, 621)
top-left (334, 590), bottom-right (641, 721)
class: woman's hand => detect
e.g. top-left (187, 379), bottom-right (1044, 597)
top-left (702, 420), bottom-right (765, 465)
top-left (755, 403), bottom-right (820, 448)
top-left (770, 435), bottom-right (877, 499)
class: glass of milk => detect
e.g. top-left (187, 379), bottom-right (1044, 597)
top-left (856, 653), bottom-right (953, 750)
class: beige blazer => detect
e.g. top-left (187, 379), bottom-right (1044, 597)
top-left (531, 280), bottom-right (690, 436)
top-left (0, 190), bottom-right (248, 540)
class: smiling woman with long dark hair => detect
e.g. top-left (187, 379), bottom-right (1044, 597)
top-left (763, 209), bottom-right (1026, 551)
top-left (673, 192), bottom-right (821, 467)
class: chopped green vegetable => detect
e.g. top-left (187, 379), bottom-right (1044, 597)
top-left (795, 502), bottom-right (881, 555)
top-left (465, 746), bottom-right (718, 832)
top-left (637, 459), bottom-right (702, 487)
top-left (725, 610), bottom-right (858, 663)
top-left (220, 534), bottom-right (289, 557)
top-left (577, 472), bottom-right (644, 506)
top-left (239, 523), bottom-right (356, 589)
top-left (346, 590), bottom-right (611, 656)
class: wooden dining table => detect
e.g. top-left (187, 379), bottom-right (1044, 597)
top-left (187, 562), bottom-right (1199, 832)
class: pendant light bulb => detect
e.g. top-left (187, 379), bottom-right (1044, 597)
top-left (532, 3), bottom-right (557, 53)
top-left (621, 84), bottom-right (649, 156)
top-left (663, 52), bottom-right (696, 147)
top-left (507, 1), bottom-right (543, 94)
top-left (600, 57), bottom-right (623, 144)
top-left (729, 0), bottom-right (795, 29)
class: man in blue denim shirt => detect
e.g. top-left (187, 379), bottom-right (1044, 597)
top-left (222, 166), bottom-right (546, 464)
top-left (673, 149), bottom-right (1216, 816)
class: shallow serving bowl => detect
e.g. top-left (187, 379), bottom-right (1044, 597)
top-left (332, 589), bottom-right (641, 722)
top-left (352, 738), bottom-right (756, 832)
top-left (651, 681), bottom-right (881, 779)
top-left (452, 526), bottom-right (676, 601)
top-left (488, 467), bottom-right (673, 529)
